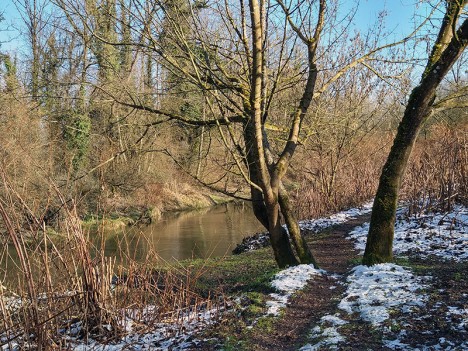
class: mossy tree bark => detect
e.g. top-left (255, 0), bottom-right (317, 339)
top-left (279, 183), bottom-right (317, 265)
top-left (241, 0), bottom-right (325, 268)
top-left (244, 119), bottom-right (299, 267)
top-left (363, 0), bottom-right (468, 266)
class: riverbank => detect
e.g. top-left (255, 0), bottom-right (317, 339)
top-left (81, 183), bottom-right (233, 230)
top-left (197, 204), bottom-right (467, 350)
top-left (1, 203), bottom-right (466, 350)
top-left (76, 204), bottom-right (468, 349)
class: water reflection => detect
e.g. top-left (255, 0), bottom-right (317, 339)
top-left (103, 202), bottom-right (264, 262)
top-left (1, 202), bottom-right (264, 285)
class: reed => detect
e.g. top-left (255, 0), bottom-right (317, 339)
top-left (0, 177), bottom-right (218, 350)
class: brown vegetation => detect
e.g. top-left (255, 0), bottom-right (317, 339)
top-left (0, 179), bottom-right (220, 349)
top-left (0, 0), bottom-right (466, 347)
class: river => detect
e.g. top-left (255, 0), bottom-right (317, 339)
top-left (101, 201), bottom-right (265, 262)
top-left (2, 202), bottom-right (264, 285)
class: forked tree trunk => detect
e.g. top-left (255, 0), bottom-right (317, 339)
top-left (242, 0), bottom-right (324, 268)
top-left (267, 202), bottom-right (300, 268)
top-left (244, 120), bottom-right (299, 268)
top-left (249, 180), bottom-right (299, 267)
top-left (247, 131), bottom-right (317, 267)
top-left (363, 2), bottom-right (468, 265)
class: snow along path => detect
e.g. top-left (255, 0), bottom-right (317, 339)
top-left (299, 204), bottom-right (467, 350)
top-left (234, 202), bottom-right (373, 253)
top-left (298, 314), bottom-right (347, 351)
top-left (338, 264), bottom-right (429, 326)
top-left (266, 264), bottom-right (325, 316)
top-left (298, 201), bottom-right (373, 232)
top-left (348, 204), bottom-right (468, 261)
top-left (299, 264), bottom-right (429, 350)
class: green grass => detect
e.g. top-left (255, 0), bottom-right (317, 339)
top-left (347, 257), bottom-right (363, 266)
top-left (147, 244), bottom-right (281, 348)
top-left (176, 247), bottom-right (279, 296)
top-left (394, 256), bottom-right (438, 272)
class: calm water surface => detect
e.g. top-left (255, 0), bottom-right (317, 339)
top-left (103, 202), bottom-right (264, 262)
top-left (2, 202), bottom-right (263, 285)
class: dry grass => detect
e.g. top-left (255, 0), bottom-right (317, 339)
top-left (0, 178), bottom-right (220, 350)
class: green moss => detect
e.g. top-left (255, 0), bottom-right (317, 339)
top-left (244, 291), bottom-right (265, 305)
top-left (347, 257), bottom-right (362, 266)
top-left (223, 336), bottom-right (246, 351)
top-left (255, 316), bottom-right (275, 333)
top-left (241, 292), bottom-right (267, 317)
top-left (81, 216), bottom-right (134, 231)
top-left (45, 227), bottom-right (66, 240)
top-left (63, 112), bottom-right (91, 171)
top-left (362, 252), bottom-right (392, 266)
top-left (393, 257), bottom-right (432, 271)
top-left (208, 194), bottom-right (231, 205)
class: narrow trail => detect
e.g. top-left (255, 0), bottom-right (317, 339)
top-left (247, 214), bottom-right (371, 351)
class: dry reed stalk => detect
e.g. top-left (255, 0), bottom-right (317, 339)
top-left (0, 178), bottom-right (222, 349)
top-left (0, 173), bottom-right (44, 348)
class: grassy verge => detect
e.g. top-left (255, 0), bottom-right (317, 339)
top-left (182, 247), bottom-right (279, 296)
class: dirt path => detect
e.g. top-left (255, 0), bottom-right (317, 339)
top-left (191, 208), bottom-right (468, 351)
top-left (246, 214), bottom-right (370, 351)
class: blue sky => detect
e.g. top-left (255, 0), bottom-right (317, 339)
top-left (0, 0), bottom-right (25, 52)
top-left (353, 0), bottom-right (431, 37)
top-left (0, 0), bottom-right (435, 53)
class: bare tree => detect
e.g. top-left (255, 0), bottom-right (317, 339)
top-left (54, 0), bottom-right (429, 267)
top-left (363, 0), bottom-right (468, 265)
top-left (13, 0), bottom-right (50, 100)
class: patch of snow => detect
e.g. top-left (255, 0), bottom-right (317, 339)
top-left (266, 293), bottom-right (289, 316)
top-left (1, 340), bottom-right (19, 351)
top-left (422, 337), bottom-right (465, 351)
top-left (299, 202), bottom-right (373, 232)
top-left (266, 264), bottom-right (324, 316)
top-left (299, 313), bottom-right (347, 350)
top-left (446, 306), bottom-right (468, 332)
top-left (64, 307), bottom-right (219, 350)
top-left (299, 327), bottom-right (344, 350)
top-left (348, 205), bottom-right (468, 261)
top-left (338, 264), bottom-right (428, 326)
top-left (320, 314), bottom-right (348, 326)
top-left (383, 337), bottom-right (412, 350)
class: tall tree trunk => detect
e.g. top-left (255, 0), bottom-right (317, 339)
top-left (363, 1), bottom-right (468, 265)
top-left (247, 0), bottom-right (299, 268)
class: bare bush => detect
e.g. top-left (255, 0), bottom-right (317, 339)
top-left (402, 123), bottom-right (467, 215)
top-left (292, 131), bottom-right (391, 219)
